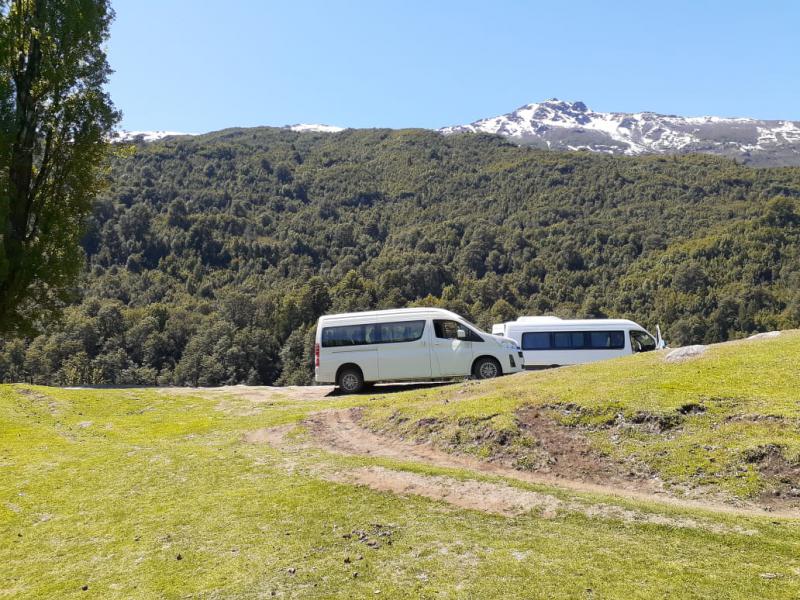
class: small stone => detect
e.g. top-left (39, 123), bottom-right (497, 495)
top-left (81, 585), bottom-right (89, 591)
top-left (344, 557), bottom-right (351, 564)
top-left (176, 554), bottom-right (182, 561)
top-left (287, 567), bottom-right (296, 575)
top-left (352, 572), bottom-right (359, 578)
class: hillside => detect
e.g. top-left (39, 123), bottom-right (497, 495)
top-left (2, 334), bottom-right (800, 597)
top-left (0, 128), bottom-right (799, 386)
top-left (362, 330), bottom-right (800, 507)
top-left (441, 99), bottom-right (800, 166)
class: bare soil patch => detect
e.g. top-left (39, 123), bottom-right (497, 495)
top-left (158, 384), bottom-right (335, 403)
top-left (515, 406), bottom-right (653, 485)
top-left (326, 466), bottom-right (757, 533)
top-left (328, 466), bottom-right (557, 517)
top-left (300, 409), bottom-right (800, 519)
top-left (747, 445), bottom-right (800, 511)
top-left (243, 424), bottom-right (296, 446)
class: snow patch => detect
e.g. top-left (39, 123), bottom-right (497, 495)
top-left (286, 123), bottom-right (345, 133)
top-left (113, 130), bottom-right (195, 143)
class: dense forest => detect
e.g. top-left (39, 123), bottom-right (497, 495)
top-left (1, 127), bottom-right (799, 385)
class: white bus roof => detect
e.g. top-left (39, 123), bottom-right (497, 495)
top-left (319, 307), bottom-right (464, 324)
top-left (501, 316), bottom-right (644, 329)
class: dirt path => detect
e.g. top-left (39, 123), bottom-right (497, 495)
top-left (291, 408), bottom-right (800, 520)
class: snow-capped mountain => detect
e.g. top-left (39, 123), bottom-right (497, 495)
top-left (439, 99), bottom-right (800, 166)
top-left (113, 130), bottom-right (196, 143)
top-left (285, 123), bottom-right (345, 133)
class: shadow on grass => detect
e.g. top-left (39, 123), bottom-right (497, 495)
top-left (328, 381), bottom-right (457, 397)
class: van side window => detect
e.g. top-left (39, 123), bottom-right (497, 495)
top-left (433, 320), bottom-right (483, 342)
top-left (590, 331), bottom-right (625, 349)
top-left (377, 320), bottom-right (425, 344)
top-left (521, 332), bottom-right (550, 350)
top-left (321, 320), bottom-right (425, 347)
top-left (521, 331), bottom-right (625, 350)
top-left (322, 324), bottom-right (373, 347)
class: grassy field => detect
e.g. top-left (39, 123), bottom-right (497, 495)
top-left (2, 333), bottom-right (800, 598)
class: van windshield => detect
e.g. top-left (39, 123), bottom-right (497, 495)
top-left (630, 330), bottom-right (657, 353)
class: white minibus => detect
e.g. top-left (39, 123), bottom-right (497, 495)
top-left (491, 316), bottom-right (665, 368)
top-left (315, 308), bottom-right (523, 393)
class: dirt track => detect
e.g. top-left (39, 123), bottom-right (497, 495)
top-left (262, 408), bottom-right (800, 520)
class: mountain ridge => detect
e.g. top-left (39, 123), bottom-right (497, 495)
top-left (114, 100), bottom-right (800, 166)
top-left (439, 99), bottom-right (800, 166)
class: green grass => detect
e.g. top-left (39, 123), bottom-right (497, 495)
top-left (363, 331), bottom-right (800, 499)
top-left (1, 334), bottom-right (800, 598)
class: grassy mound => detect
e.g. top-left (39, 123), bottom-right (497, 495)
top-left (363, 331), bottom-right (800, 502)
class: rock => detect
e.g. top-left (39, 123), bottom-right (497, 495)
top-left (81, 585), bottom-right (89, 591)
top-left (747, 331), bottom-right (781, 341)
top-left (664, 345), bottom-right (707, 363)
top-left (287, 567), bottom-right (296, 575)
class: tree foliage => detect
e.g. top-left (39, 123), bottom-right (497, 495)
top-left (0, 0), bottom-right (118, 332)
top-left (1, 127), bottom-right (799, 385)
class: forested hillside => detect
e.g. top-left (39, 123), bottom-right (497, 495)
top-left (1, 128), bottom-right (799, 386)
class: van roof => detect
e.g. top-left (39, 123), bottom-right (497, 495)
top-left (318, 307), bottom-right (464, 324)
top-left (501, 316), bottom-right (644, 329)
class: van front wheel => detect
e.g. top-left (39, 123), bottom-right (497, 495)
top-left (473, 357), bottom-right (501, 380)
top-left (337, 367), bottom-right (365, 394)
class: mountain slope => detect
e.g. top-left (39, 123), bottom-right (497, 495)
top-left (440, 99), bottom-right (800, 166)
top-left (1, 128), bottom-right (799, 386)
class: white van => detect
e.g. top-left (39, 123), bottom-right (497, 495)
top-left (315, 308), bottom-right (523, 393)
top-left (491, 316), bottom-right (665, 368)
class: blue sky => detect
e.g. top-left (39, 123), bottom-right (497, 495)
top-left (108, 0), bottom-right (800, 132)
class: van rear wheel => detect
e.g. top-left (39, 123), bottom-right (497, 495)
top-left (337, 367), bottom-right (364, 394)
top-left (473, 357), bottom-right (501, 380)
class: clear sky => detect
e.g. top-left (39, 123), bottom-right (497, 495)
top-left (108, 0), bottom-right (800, 132)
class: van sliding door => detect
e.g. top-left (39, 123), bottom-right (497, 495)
top-left (376, 320), bottom-right (432, 381)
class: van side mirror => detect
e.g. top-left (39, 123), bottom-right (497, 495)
top-left (456, 329), bottom-right (466, 339)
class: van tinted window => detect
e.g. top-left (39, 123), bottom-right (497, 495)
top-left (521, 330), bottom-right (625, 350)
top-left (521, 332), bottom-right (550, 349)
top-left (377, 321), bottom-right (425, 344)
top-left (321, 320), bottom-right (425, 347)
top-left (433, 320), bottom-right (483, 342)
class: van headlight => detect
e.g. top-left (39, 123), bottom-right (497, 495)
top-left (501, 341), bottom-right (519, 351)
